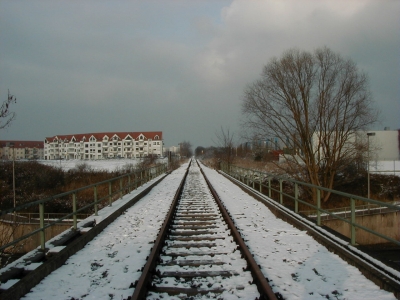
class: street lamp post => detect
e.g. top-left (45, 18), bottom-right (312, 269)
top-left (367, 132), bottom-right (375, 199)
top-left (7, 142), bottom-right (16, 222)
top-left (58, 139), bottom-right (62, 168)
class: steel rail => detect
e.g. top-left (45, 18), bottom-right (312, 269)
top-left (197, 161), bottom-right (278, 300)
top-left (219, 169), bottom-right (400, 299)
top-left (0, 171), bottom-right (170, 300)
top-left (132, 159), bottom-right (278, 299)
top-left (131, 160), bottom-right (192, 299)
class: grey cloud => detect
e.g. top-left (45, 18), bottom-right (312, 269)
top-left (0, 1), bottom-right (398, 149)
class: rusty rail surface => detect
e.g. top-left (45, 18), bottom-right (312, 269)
top-left (131, 160), bottom-right (277, 299)
top-left (131, 160), bottom-right (192, 299)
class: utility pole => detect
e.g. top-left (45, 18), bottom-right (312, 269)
top-left (367, 132), bottom-right (375, 199)
top-left (7, 142), bottom-right (16, 223)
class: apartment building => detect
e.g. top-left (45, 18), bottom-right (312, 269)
top-left (44, 132), bottom-right (163, 160)
top-left (0, 141), bottom-right (44, 160)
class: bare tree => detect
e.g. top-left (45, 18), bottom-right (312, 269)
top-left (0, 90), bottom-right (18, 265)
top-left (179, 141), bottom-right (193, 158)
top-left (195, 146), bottom-right (206, 157)
top-left (242, 47), bottom-right (379, 203)
top-left (213, 126), bottom-right (236, 166)
top-left (1, 90), bottom-right (17, 130)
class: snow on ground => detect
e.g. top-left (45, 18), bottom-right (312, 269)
top-left (202, 165), bottom-right (396, 300)
top-left (149, 162), bottom-right (260, 299)
top-left (18, 162), bottom-right (188, 300)
top-left (38, 158), bottom-right (167, 172)
top-left (2, 160), bottom-right (396, 299)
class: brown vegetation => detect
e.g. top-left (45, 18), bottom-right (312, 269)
top-left (0, 158), bottom-right (166, 214)
top-left (232, 157), bottom-right (399, 210)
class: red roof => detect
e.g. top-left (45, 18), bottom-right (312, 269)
top-left (0, 140), bottom-right (44, 149)
top-left (44, 132), bottom-right (163, 143)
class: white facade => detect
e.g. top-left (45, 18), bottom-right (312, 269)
top-left (311, 129), bottom-right (399, 161)
top-left (367, 130), bottom-right (399, 160)
top-left (44, 132), bottom-right (163, 160)
top-left (0, 141), bottom-right (44, 160)
top-left (165, 146), bottom-right (180, 155)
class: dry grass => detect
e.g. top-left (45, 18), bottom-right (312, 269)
top-left (209, 157), bottom-right (399, 209)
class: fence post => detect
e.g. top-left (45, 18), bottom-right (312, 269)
top-left (259, 171), bottom-right (262, 193)
top-left (39, 202), bottom-right (45, 250)
top-left (73, 192), bottom-right (77, 230)
top-left (120, 178), bottom-right (123, 199)
top-left (295, 183), bottom-right (298, 213)
top-left (351, 198), bottom-right (356, 245)
top-left (109, 181), bottom-right (112, 206)
top-left (268, 178), bottom-right (271, 198)
top-left (94, 185), bottom-right (98, 216)
top-left (252, 170), bottom-right (255, 189)
top-left (317, 189), bottom-right (321, 226)
top-left (128, 175), bottom-right (131, 193)
top-left (279, 179), bottom-right (283, 204)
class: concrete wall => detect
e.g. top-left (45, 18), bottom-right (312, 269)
top-left (322, 211), bottom-right (399, 245)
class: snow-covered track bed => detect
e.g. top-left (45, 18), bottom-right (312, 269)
top-left (201, 163), bottom-right (399, 300)
top-left (132, 161), bottom-right (277, 299)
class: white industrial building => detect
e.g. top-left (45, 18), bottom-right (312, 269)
top-left (275, 129), bottom-right (399, 166)
top-left (367, 129), bottom-right (400, 160)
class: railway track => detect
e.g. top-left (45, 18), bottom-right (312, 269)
top-left (131, 160), bottom-right (277, 299)
top-left (2, 160), bottom-right (398, 299)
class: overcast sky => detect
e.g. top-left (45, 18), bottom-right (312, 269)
top-left (1, 1), bottom-right (399, 149)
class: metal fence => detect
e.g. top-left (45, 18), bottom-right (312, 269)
top-left (0, 163), bottom-right (167, 252)
top-left (221, 162), bottom-right (400, 246)
top-left (0, 213), bottom-right (92, 225)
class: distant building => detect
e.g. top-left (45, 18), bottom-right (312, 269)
top-left (164, 146), bottom-right (180, 156)
top-left (0, 140), bottom-right (44, 160)
top-left (44, 132), bottom-right (163, 160)
top-left (362, 129), bottom-right (400, 161)
top-left (309, 129), bottom-right (400, 162)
